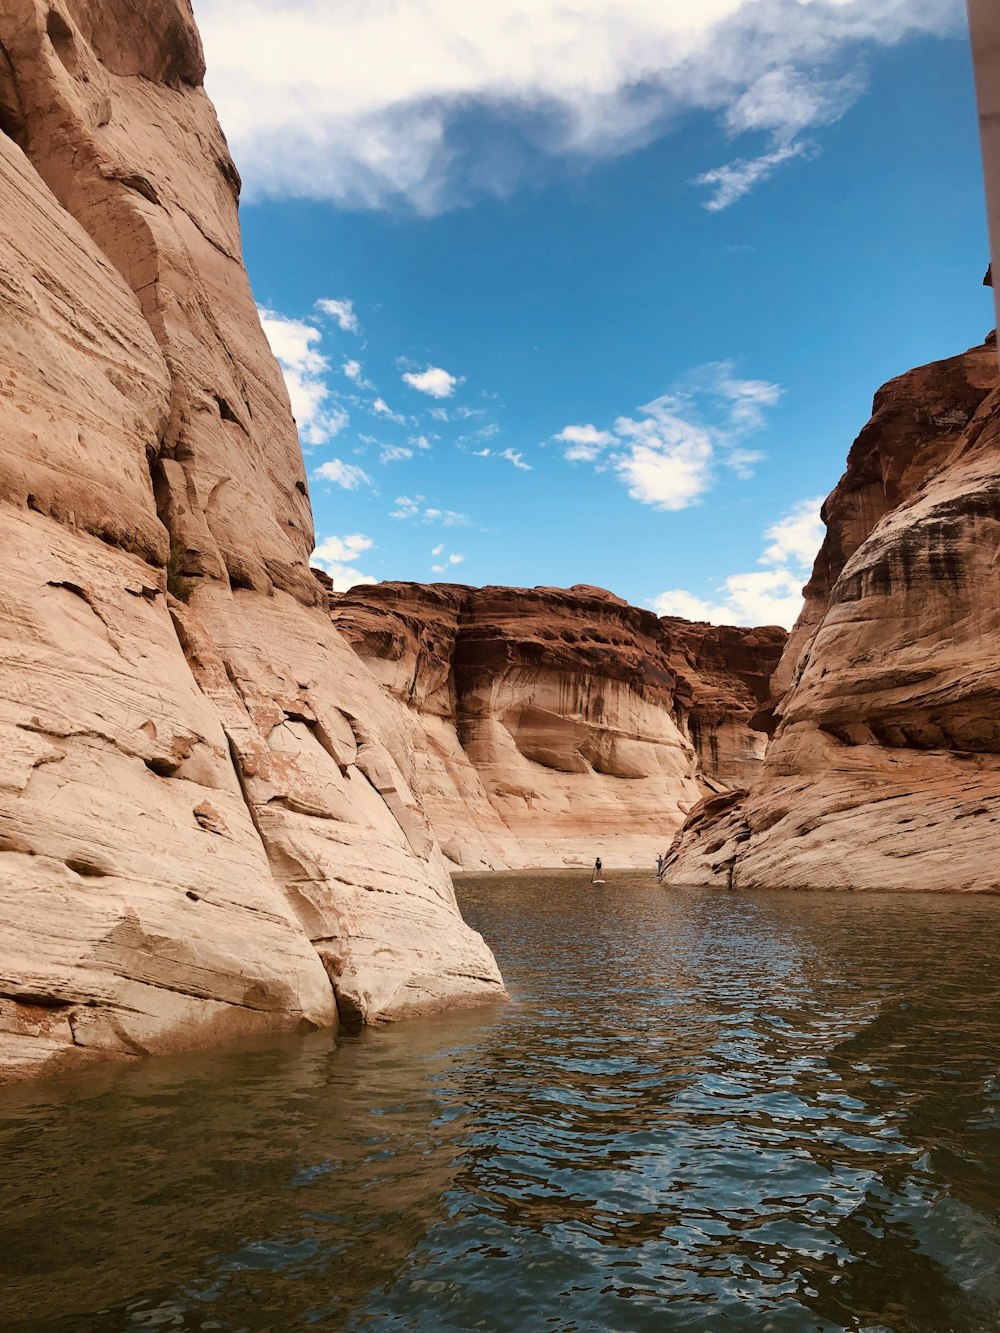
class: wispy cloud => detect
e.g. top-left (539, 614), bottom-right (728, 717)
top-left (198, 0), bottom-right (960, 214)
top-left (500, 447), bottom-right (531, 471)
top-left (402, 366), bottom-right (461, 398)
top-left (372, 397), bottom-right (406, 424)
top-left (342, 357), bottom-right (374, 389)
top-left (695, 141), bottom-right (812, 212)
top-left (258, 307), bottom-right (349, 446)
top-left (554, 424), bottom-right (616, 462)
top-left (312, 532), bottom-right (377, 590)
top-left (652, 495), bottom-right (825, 629)
top-left (313, 459), bottom-right (373, 490)
top-left (557, 361), bottom-right (780, 511)
top-left (316, 297), bottom-right (361, 334)
top-left (431, 551), bottom-right (466, 573)
top-left (391, 494), bottom-right (469, 525)
top-left (379, 444), bottom-right (414, 463)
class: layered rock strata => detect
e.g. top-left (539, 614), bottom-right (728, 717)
top-left (664, 338), bottom-right (1000, 892)
top-left (332, 583), bottom-right (785, 870)
top-left (0, 0), bottom-right (503, 1083)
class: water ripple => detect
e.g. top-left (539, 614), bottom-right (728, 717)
top-left (0, 874), bottom-right (999, 1331)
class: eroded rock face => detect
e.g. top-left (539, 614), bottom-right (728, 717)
top-left (333, 582), bottom-right (785, 870)
top-left (664, 338), bottom-right (1000, 892)
top-left (0, 0), bottom-right (503, 1083)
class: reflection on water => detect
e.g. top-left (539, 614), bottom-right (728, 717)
top-left (2, 874), bottom-right (999, 1331)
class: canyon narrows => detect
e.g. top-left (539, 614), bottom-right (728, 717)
top-left (0, 0), bottom-right (781, 1083)
top-left (1, 0), bottom-right (996, 1090)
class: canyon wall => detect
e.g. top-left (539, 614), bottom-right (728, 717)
top-left (664, 337), bottom-right (1000, 892)
top-left (332, 582), bottom-right (785, 870)
top-left (0, 0), bottom-right (504, 1083)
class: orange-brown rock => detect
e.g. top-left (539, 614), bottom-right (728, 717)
top-left (332, 582), bottom-right (785, 870)
top-left (664, 337), bottom-right (1000, 892)
top-left (0, 0), bottom-right (503, 1084)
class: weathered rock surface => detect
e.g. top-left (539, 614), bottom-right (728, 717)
top-left (0, 0), bottom-right (503, 1083)
top-left (333, 582), bottom-right (785, 870)
top-left (664, 338), bottom-right (1000, 892)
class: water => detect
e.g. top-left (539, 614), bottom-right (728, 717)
top-left (2, 874), bottom-right (1000, 1332)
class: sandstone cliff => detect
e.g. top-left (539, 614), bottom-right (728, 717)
top-left (0, 0), bottom-right (504, 1083)
top-left (332, 582), bottom-right (785, 870)
top-left (664, 337), bottom-right (1000, 892)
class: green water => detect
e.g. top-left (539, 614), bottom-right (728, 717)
top-left (2, 873), bottom-right (999, 1331)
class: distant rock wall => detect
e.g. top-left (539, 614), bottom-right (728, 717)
top-left (0, 0), bottom-right (503, 1083)
top-left (333, 583), bottom-right (785, 870)
top-left (664, 338), bottom-right (1000, 892)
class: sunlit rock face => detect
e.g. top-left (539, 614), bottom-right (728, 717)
top-left (332, 583), bottom-right (785, 870)
top-left (664, 338), bottom-right (1000, 892)
top-left (0, 0), bottom-right (504, 1083)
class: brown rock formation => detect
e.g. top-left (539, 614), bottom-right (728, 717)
top-left (664, 337), bottom-right (1000, 892)
top-left (0, 0), bottom-right (503, 1083)
top-left (332, 582), bottom-right (785, 870)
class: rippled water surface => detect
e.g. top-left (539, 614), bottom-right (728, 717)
top-left (3, 875), bottom-right (1000, 1331)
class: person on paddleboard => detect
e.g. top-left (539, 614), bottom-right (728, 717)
top-left (593, 856), bottom-right (602, 882)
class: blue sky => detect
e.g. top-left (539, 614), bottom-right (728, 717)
top-left (195, 0), bottom-right (989, 627)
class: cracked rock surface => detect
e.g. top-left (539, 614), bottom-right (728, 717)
top-left (0, 0), bottom-right (503, 1083)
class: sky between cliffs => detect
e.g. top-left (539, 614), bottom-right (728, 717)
top-left (195, 0), bottom-right (990, 629)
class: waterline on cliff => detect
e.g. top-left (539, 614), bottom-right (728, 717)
top-left (1, 873), bottom-right (999, 1331)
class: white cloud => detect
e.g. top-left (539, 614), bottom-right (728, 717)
top-left (500, 447), bottom-right (531, 471)
top-left (373, 397), bottom-right (406, 423)
top-left (652, 495), bottom-right (824, 629)
top-left (760, 496), bottom-right (826, 568)
top-left (314, 533), bottom-right (374, 562)
top-left (312, 532), bottom-right (377, 590)
top-left (695, 140), bottom-right (812, 212)
top-left (316, 297), bottom-right (360, 334)
top-left (431, 543), bottom-right (444, 556)
top-left (411, 434), bottom-right (433, 450)
top-left (725, 448), bottom-right (765, 480)
top-left (557, 361), bottom-right (779, 511)
top-left (313, 459), bottom-right (373, 490)
top-left (654, 570), bottom-right (804, 628)
top-left (431, 551), bottom-right (467, 574)
top-left (402, 366), bottom-right (461, 398)
top-left (258, 307), bottom-right (348, 446)
top-left (197, 0), bottom-right (960, 214)
top-left (379, 444), bottom-right (414, 463)
top-left (343, 357), bottom-right (374, 389)
top-left (613, 422), bottom-right (714, 511)
top-left (555, 424), bottom-right (616, 462)
top-left (392, 494), bottom-right (469, 525)
top-left (429, 407), bottom-right (450, 422)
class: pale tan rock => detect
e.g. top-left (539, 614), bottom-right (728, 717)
top-left (0, 0), bottom-right (503, 1082)
top-left (665, 339), bottom-right (1000, 892)
top-left (333, 583), bottom-right (785, 870)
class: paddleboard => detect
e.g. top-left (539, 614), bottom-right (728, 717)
top-left (592, 878), bottom-right (606, 885)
